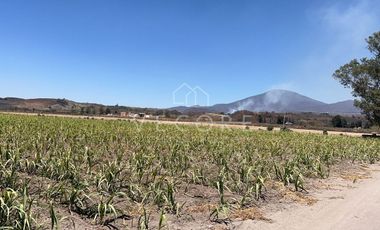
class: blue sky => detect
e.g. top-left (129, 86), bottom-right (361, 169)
top-left (0, 0), bottom-right (379, 108)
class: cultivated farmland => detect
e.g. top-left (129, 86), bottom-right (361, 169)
top-left (0, 114), bottom-right (379, 229)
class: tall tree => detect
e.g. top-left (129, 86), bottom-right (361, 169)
top-left (333, 31), bottom-right (380, 127)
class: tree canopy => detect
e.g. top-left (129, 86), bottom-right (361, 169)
top-left (333, 32), bottom-right (380, 127)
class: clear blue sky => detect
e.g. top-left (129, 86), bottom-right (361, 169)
top-left (0, 0), bottom-right (379, 108)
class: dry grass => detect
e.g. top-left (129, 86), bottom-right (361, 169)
top-left (268, 181), bottom-right (317, 206)
top-left (282, 191), bottom-right (318, 206)
top-left (231, 207), bottom-right (270, 222)
top-left (340, 172), bottom-right (371, 183)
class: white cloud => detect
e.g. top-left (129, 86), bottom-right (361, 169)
top-left (290, 0), bottom-right (380, 103)
top-left (319, 0), bottom-right (379, 56)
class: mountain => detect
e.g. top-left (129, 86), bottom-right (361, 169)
top-left (323, 100), bottom-right (360, 114)
top-left (172, 89), bottom-right (361, 114)
top-left (0, 90), bottom-right (361, 115)
top-left (0, 98), bottom-right (76, 111)
top-left (0, 97), bottom-right (157, 114)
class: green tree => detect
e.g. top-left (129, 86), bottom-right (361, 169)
top-left (333, 31), bottom-right (380, 127)
top-left (99, 106), bottom-right (105, 115)
top-left (276, 115), bottom-right (284, 125)
top-left (85, 107), bottom-right (91, 114)
top-left (332, 115), bottom-right (347, 128)
top-left (258, 114), bottom-right (264, 123)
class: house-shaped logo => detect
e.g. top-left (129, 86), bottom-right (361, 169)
top-left (172, 83), bottom-right (210, 107)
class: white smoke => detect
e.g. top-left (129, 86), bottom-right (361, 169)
top-left (228, 99), bottom-right (254, 114)
top-left (228, 89), bottom-right (290, 113)
top-left (264, 90), bottom-right (284, 104)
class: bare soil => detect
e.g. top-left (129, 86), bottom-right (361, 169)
top-left (235, 163), bottom-right (380, 230)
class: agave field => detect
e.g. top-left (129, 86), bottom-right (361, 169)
top-left (0, 114), bottom-right (379, 229)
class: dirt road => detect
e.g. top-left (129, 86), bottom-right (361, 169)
top-left (236, 164), bottom-right (380, 230)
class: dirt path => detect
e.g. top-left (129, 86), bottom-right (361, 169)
top-left (236, 164), bottom-right (380, 230)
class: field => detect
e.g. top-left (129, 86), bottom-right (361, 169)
top-left (0, 114), bottom-right (379, 229)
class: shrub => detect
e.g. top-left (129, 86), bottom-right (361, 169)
top-left (280, 127), bottom-right (292, 132)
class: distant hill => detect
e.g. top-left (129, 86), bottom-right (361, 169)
top-left (0, 90), bottom-right (361, 115)
top-left (0, 98), bottom-right (76, 111)
top-left (171, 89), bottom-right (361, 114)
top-left (0, 97), bottom-right (157, 115)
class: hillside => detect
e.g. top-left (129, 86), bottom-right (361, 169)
top-left (172, 90), bottom-right (360, 114)
top-left (0, 90), bottom-right (361, 115)
top-left (0, 97), bottom-right (156, 115)
top-left (0, 98), bottom-right (76, 111)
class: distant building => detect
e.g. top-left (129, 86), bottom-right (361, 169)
top-left (124, 112), bottom-right (152, 119)
top-left (128, 113), bottom-right (139, 118)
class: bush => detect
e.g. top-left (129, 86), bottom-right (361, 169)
top-left (332, 115), bottom-right (347, 128)
top-left (280, 127), bottom-right (292, 132)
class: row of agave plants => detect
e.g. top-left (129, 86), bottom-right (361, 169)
top-left (0, 114), bottom-right (379, 229)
